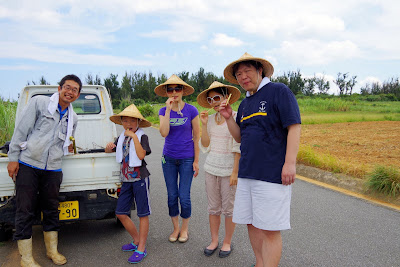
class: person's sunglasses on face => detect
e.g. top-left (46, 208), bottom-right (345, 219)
top-left (166, 85), bottom-right (183, 94)
top-left (207, 95), bottom-right (222, 105)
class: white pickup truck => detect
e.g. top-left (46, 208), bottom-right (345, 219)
top-left (0, 85), bottom-right (122, 241)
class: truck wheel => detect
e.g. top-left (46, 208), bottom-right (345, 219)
top-left (115, 216), bottom-right (124, 228)
top-left (0, 225), bottom-right (13, 242)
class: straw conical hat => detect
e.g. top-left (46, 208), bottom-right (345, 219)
top-left (154, 74), bottom-right (195, 97)
top-left (196, 81), bottom-right (241, 108)
top-left (223, 52), bottom-right (274, 84)
top-left (109, 104), bottom-right (151, 128)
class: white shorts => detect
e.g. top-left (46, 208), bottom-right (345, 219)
top-left (232, 178), bottom-right (292, 231)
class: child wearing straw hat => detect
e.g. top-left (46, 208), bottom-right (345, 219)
top-left (105, 104), bottom-right (152, 264)
top-left (197, 81), bottom-right (241, 258)
top-left (220, 52), bottom-right (301, 267)
top-left (154, 74), bottom-right (200, 243)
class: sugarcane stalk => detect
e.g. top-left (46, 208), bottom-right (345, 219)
top-left (69, 136), bottom-right (77, 154)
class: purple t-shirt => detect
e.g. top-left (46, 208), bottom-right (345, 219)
top-left (159, 103), bottom-right (199, 159)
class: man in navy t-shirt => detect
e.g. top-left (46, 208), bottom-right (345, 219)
top-left (220, 53), bottom-right (301, 267)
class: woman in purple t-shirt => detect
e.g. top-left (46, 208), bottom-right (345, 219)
top-left (154, 74), bottom-right (200, 243)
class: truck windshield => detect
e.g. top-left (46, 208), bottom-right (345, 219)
top-left (33, 94), bottom-right (101, 114)
top-left (72, 94), bottom-right (101, 114)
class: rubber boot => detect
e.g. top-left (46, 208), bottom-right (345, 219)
top-left (17, 237), bottom-right (41, 267)
top-left (43, 231), bottom-right (67, 265)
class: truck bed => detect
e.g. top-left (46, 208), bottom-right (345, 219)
top-left (1, 153), bottom-right (120, 199)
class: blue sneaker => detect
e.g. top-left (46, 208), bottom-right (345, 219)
top-left (122, 242), bottom-right (138, 252)
top-left (128, 249), bottom-right (147, 264)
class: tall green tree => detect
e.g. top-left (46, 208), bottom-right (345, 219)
top-left (27, 76), bottom-right (49, 85)
top-left (104, 74), bottom-right (120, 106)
top-left (382, 77), bottom-right (400, 98)
top-left (334, 73), bottom-right (357, 95)
top-left (85, 73), bottom-right (102, 85)
top-left (39, 76), bottom-right (49, 85)
top-left (346, 76), bottom-right (357, 95)
top-left (315, 75), bottom-right (330, 95)
top-left (334, 72), bottom-right (348, 95)
top-left (178, 71), bottom-right (190, 83)
top-left (303, 77), bottom-right (316, 96)
top-left (121, 72), bottom-right (133, 100)
top-left (272, 70), bottom-right (304, 95)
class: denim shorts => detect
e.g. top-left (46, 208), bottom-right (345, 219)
top-left (115, 177), bottom-right (151, 217)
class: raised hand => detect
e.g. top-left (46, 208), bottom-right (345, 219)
top-left (200, 110), bottom-right (209, 125)
top-left (124, 129), bottom-right (137, 139)
top-left (219, 99), bottom-right (233, 119)
top-left (166, 97), bottom-right (174, 111)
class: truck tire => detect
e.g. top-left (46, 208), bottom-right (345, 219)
top-left (115, 216), bottom-right (124, 228)
top-left (0, 224), bottom-right (13, 242)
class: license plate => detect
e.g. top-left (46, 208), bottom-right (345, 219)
top-left (58, 201), bottom-right (79, 220)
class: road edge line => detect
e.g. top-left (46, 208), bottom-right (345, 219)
top-left (296, 174), bottom-right (400, 212)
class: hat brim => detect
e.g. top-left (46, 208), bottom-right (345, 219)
top-left (223, 56), bottom-right (274, 85)
top-left (197, 84), bottom-right (241, 108)
top-left (109, 114), bottom-right (152, 128)
top-left (154, 75), bottom-right (195, 97)
top-left (154, 84), bottom-right (194, 97)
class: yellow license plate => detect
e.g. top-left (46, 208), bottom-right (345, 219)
top-left (58, 201), bottom-right (79, 220)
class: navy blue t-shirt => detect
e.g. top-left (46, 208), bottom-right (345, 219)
top-left (236, 82), bottom-right (301, 184)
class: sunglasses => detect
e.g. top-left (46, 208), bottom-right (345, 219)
top-left (166, 86), bottom-right (183, 93)
top-left (207, 95), bottom-right (222, 105)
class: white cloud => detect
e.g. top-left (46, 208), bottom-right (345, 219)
top-left (0, 65), bottom-right (40, 70)
top-left (211, 33), bottom-right (244, 47)
top-left (141, 17), bottom-right (205, 42)
top-left (273, 39), bottom-right (361, 65)
top-left (0, 42), bottom-right (152, 66)
top-left (143, 53), bottom-right (168, 58)
top-left (0, 1), bottom-right (398, 50)
top-left (285, 14), bottom-right (345, 39)
top-left (359, 76), bottom-right (382, 87)
top-left (1, 0), bottom-right (400, 74)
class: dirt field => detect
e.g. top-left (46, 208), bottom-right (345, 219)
top-left (300, 121), bottom-right (400, 176)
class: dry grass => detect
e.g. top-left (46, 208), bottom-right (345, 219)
top-left (299, 121), bottom-right (400, 179)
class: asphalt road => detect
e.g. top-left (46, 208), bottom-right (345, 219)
top-left (1, 127), bottom-right (399, 267)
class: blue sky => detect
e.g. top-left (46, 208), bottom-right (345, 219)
top-left (1, 0), bottom-right (399, 100)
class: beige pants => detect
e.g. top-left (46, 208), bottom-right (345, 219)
top-left (205, 172), bottom-right (236, 216)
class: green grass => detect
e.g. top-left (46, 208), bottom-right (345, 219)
top-left (367, 166), bottom-right (400, 197)
top-left (297, 144), bottom-right (368, 178)
top-left (298, 98), bottom-right (400, 124)
top-left (298, 144), bottom-right (348, 174)
top-left (301, 112), bottom-right (400, 124)
top-left (298, 98), bottom-right (400, 113)
top-left (0, 99), bottom-right (17, 146)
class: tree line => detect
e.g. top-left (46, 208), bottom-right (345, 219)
top-left (28, 68), bottom-right (400, 108)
